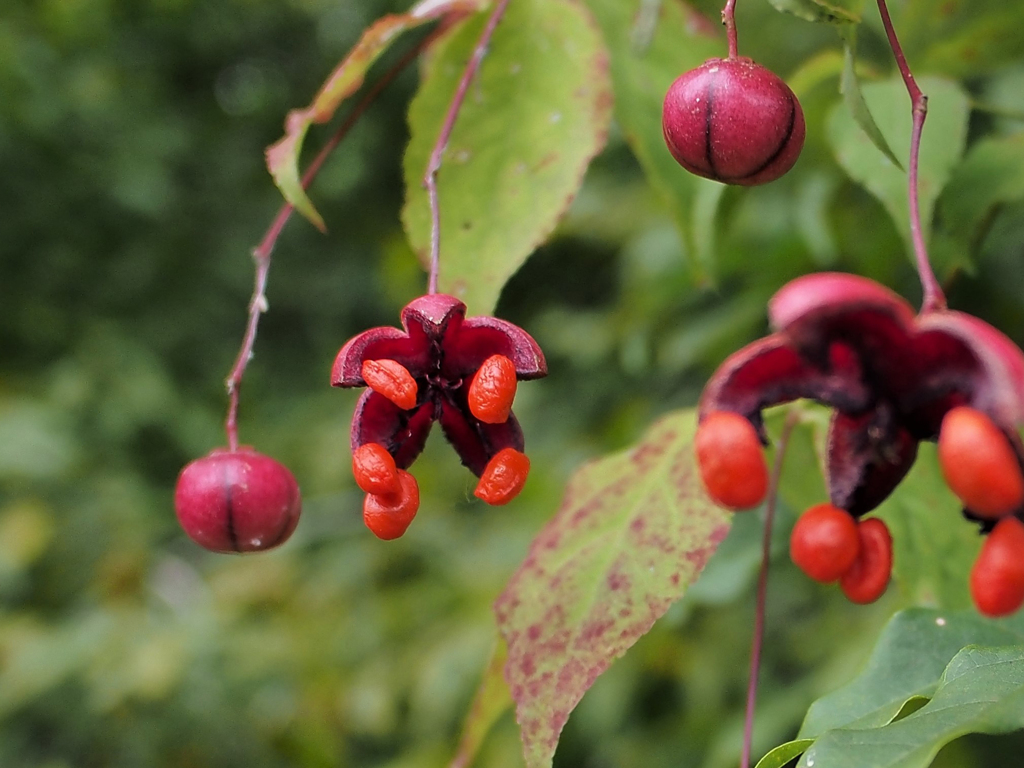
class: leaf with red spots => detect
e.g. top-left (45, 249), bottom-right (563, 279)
top-left (494, 409), bottom-right (731, 768)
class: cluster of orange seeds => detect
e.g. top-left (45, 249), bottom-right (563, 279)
top-left (695, 405), bottom-right (1024, 615)
top-left (353, 355), bottom-right (530, 539)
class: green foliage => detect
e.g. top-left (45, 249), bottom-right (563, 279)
top-left (827, 76), bottom-right (970, 266)
top-left (5, 0), bottom-right (1024, 766)
top-left (940, 134), bottom-right (1024, 258)
top-left (764, 609), bottom-right (1024, 768)
top-left (452, 641), bottom-right (512, 768)
top-left (584, 0), bottom-right (722, 281)
top-left (838, 26), bottom-right (902, 170)
top-left (266, 0), bottom-right (486, 231)
top-left (764, 0), bottom-right (863, 25)
top-left (876, 444), bottom-right (981, 610)
top-left (402, 0), bottom-right (612, 314)
top-left (806, 645), bottom-right (1024, 768)
top-left (896, 0), bottom-right (1024, 78)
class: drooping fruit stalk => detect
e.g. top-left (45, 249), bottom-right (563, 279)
top-left (423, 0), bottom-right (512, 294)
top-left (225, 38), bottom-right (430, 452)
top-left (875, 0), bottom-right (945, 313)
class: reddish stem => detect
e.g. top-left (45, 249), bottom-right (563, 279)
top-left (722, 0), bottom-right (739, 59)
top-left (875, 0), bottom-right (946, 314)
top-left (223, 38), bottom-right (429, 451)
top-left (740, 409), bottom-right (799, 768)
top-left (423, 0), bottom-right (512, 295)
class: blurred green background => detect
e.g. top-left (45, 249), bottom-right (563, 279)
top-left (4, 0), bottom-right (1024, 766)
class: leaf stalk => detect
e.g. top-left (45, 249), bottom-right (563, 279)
top-left (424, 0), bottom-right (512, 294)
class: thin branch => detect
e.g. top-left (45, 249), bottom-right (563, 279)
top-left (740, 408), bottom-right (800, 768)
top-left (223, 37), bottom-right (429, 451)
top-left (423, 0), bottom-right (512, 295)
top-left (875, 0), bottom-right (946, 313)
top-left (722, 0), bottom-right (739, 59)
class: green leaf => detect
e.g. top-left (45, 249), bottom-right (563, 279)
top-left (764, 610), bottom-right (1024, 768)
top-left (897, 0), bottom-right (1024, 78)
top-left (787, 49), bottom-right (845, 97)
top-left (763, 0), bottom-right (863, 25)
top-left (827, 76), bottom-right (970, 264)
top-left (265, 0), bottom-right (487, 231)
top-left (939, 134), bottom-right (1024, 254)
top-left (584, 0), bottom-right (723, 283)
top-left (494, 409), bottom-right (731, 768)
top-left (450, 639), bottom-right (512, 768)
top-left (800, 645), bottom-right (1024, 768)
top-left (402, 0), bottom-right (612, 315)
top-left (837, 26), bottom-right (902, 170)
top-left (799, 609), bottom-right (1024, 739)
top-left (755, 739), bottom-right (815, 768)
top-left (875, 443), bottom-right (980, 610)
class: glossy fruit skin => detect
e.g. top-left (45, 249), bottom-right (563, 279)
top-left (363, 470), bottom-right (420, 540)
top-left (840, 517), bottom-right (893, 604)
top-left (468, 354), bottom-right (518, 424)
top-left (790, 503), bottom-right (860, 583)
top-left (939, 406), bottom-right (1024, 519)
top-left (475, 448), bottom-right (530, 506)
top-left (695, 411), bottom-right (768, 510)
top-left (662, 57), bottom-right (805, 185)
top-left (175, 447), bottom-right (301, 553)
top-left (361, 359), bottom-right (418, 410)
top-left (352, 442), bottom-right (401, 496)
top-left (970, 516), bottom-right (1024, 617)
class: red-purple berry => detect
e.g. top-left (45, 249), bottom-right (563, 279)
top-left (662, 57), bottom-right (805, 186)
top-left (174, 447), bottom-right (301, 553)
